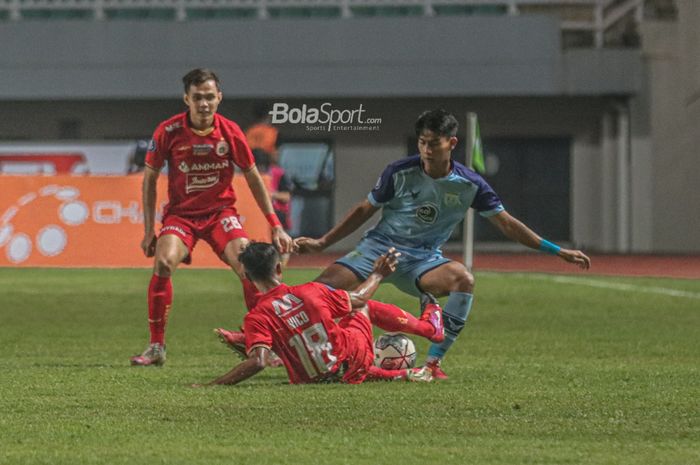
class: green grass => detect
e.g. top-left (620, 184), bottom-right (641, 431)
top-left (0, 268), bottom-right (698, 465)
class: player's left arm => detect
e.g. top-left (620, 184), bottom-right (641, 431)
top-left (194, 346), bottom-right (269, 387)
top-left (487, 211), bottom-right (591, 269)
top-left (243, 165), bottom-right (293, 253)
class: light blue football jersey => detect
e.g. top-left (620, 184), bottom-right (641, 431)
top-left (366, 155), bottom-right (504, 251)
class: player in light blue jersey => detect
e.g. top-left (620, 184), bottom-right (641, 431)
top-left (295, 109), bottom-right (591, 379)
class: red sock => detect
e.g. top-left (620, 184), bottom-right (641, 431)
top-left (242, 278), bottom-right (262, 310)
top-left (367, 300), bottom-right (434, 339)
top-left (367, 365), bottom-right (406, 380)
top-left (148, 274), bottom-right (172, 345)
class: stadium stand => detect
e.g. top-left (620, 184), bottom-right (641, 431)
top-left (0, 0), bottom-right (659, 48)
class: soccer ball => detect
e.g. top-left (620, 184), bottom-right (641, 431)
top-left (374, 333), bottom-right (416, 370)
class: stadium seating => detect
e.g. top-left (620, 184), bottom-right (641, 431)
top-left (0, 1), bottom-right (676, 48)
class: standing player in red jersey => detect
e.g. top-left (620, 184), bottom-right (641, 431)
top-left (194, 243), bottom-right (445, 386)
top-left (130, 69), bottom-right (292, 366)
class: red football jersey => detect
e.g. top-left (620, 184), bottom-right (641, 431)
top-left (244, 282), bottom-right (356, 384)
top-left (145, 112), bottom-right (255, 217)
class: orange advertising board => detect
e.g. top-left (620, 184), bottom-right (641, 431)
top-left (0, 175), bottom-right (271, 268)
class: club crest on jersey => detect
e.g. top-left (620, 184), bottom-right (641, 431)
top-left (215, 140), bottom-right (230, 157)
top-left (186, 172), bottom-right (220, 193)
top-left (192, 144), bottom-right (213, 156)
top-left (415, 203), bottom-right (439, 224)
top-left (178, 161), bottom-right (190, 173)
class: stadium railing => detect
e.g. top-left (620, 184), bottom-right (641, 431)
top-left (0, 0), bottom-right (647, 48)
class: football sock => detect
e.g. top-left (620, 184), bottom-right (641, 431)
top-left (148, 274), bottom-right (172, 345)
top-left (367, 300), bottom-right (434, 340)
top-left (242, 278), bottom-right (262, 310)
top-left (427, 292), bottom-right (473, 360)
top-left (367, 365), bottom-right (407, 381)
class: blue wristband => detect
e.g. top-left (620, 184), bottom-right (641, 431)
top-left (539, 239), bottom-right (561, 255)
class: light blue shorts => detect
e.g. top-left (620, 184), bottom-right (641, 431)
top-left (335, 235), bottom-right (450, 297)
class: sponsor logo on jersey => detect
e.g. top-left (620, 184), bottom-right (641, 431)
top-left (215, 140), bottom-right (229, 157)
top-left (272, 293), bottom-right (304, 317)
top-left (147, 139), bottom-right (156, 152)
top-left (444, 193), bottom-right (460, 206)
top-left (178, 160), bottom-right (229, 174)
top-left (165, 122), bottom-right (182, 133)
top-left (186, 172), bottom-right (220, 193)
top-left (176, 145), bottom-right (190, 152)
top-left (192, 144), bottom-right (213, 156)
top-left (415, 203), bottom-right (439, 224)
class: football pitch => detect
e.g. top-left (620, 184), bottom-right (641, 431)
top-left (0, 267), bottom-right (698, 465)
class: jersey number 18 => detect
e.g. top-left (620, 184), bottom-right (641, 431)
top-left (289, 323), bottom-right (337, 379)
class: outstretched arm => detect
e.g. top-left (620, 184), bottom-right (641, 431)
top-left (488, 211), bottom-right (591, 269)
top-left (348, 248), bottom-right (400, 308)
top-left (243, 166), bottom-right (292, 253)
top-left (295, 199), bottom-right (379, 253)
top-left (195, 346), bottom-right (270, 387)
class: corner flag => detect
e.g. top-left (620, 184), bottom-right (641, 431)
top-left (472, 119), bottom-right (485, 173)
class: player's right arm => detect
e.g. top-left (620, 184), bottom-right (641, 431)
top-left (200, 346), bottom-right (269, 386)
top-left (295, 199), bottom-right (378, 253)
top-left (347, 247), bottom-right (400, 308)
top-left (197, 313), bottom-right (274, 386)
top-left (141, 165), bottom-right (159, 257)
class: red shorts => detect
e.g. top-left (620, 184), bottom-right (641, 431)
top-left (338, 313), bottom-right (375, 384)
top-left (159, 207), bottom-right (248, 261)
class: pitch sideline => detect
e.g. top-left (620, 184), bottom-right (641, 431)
top-left (484, 272), bottom-right (700, 300)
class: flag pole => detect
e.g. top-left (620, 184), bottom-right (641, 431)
top-left (462, 112), bottom-right (477, 271)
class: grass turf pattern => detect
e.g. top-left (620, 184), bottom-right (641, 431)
top-left (0, 268), bottom-right (698, 464)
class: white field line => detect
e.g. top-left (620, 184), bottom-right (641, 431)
top-left (482, 272), bottom-right (700, 300)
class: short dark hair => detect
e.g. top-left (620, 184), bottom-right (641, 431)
top-left (182, 68), bottom-right (221, 93)
top-left (239, 242), bottom-right (280, 282)
top-left (415, 109), bottom-right (458, 138)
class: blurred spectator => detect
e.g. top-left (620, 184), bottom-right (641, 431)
top-left (246, 104), bottom-right (292, 233)
top-left (127, 139), bottom-right (149, 174)
top-left (246, 103), bottom-right (279, 158)
top-left (253, 148), bottom-right (292, 232)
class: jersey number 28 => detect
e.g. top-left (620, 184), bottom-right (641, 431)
top-left (221, 216), bottom-right (242, 232)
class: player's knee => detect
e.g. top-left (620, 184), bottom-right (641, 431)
top-left (154, 255), bottom-right (177, 276)
top-left (453, 268), bottom-right (475, 293)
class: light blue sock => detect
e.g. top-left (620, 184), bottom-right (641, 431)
top-left (427, 292), bottom-right (473, 360)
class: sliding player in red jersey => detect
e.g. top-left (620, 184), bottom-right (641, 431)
top-left (130, 69), bottom-right (292, 366)
top-left (195, 243), bottom-right (444, 386)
